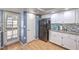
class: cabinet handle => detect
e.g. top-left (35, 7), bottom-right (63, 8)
top-left (61, 37), bottom-right (63, 39)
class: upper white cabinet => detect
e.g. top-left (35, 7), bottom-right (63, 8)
top-left (63, 10), bottom-right (76, 23)
top-left (51, 10), bottom-right (76, 23)
top-left (51, 12), bottom-right (64, 23)
top-left (75, 9), bottom-right (79, 23)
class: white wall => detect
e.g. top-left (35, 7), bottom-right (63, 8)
top-left (41, 14), bottom-right (51, 19)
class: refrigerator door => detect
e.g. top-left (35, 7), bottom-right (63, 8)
top-left (39, 19), bottom-right (50, 42)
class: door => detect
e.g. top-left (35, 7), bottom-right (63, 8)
top-left (39, 19), bottom-right (50, 42)
top-left (27, 13), bottom-right (35, 43)
top-left (3, 12), bottom-right (19, 45)
top-left (0, 11), bottom-right (2, 48)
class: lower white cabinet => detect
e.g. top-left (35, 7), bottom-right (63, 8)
top-left (49, 31), bottom-right (62, 46)
top-left (77, 40), bottom-right (79, 50)
top-left (49, 31), bottom-right (57, 44)
top-left (55, 33), bottom-right (62, 46)
top-left (49, 31), bottom-right (78, 50)
top-left (62, 34), bottom-right (77, 50)
top-left (76, 37), bottom-right (79, 50)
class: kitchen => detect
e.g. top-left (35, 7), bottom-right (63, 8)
top-left (0, 8), bottom-right (79, 50)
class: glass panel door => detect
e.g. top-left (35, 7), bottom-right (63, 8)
top-left (6, 16), bottom-right (13, 42)
top-left (0, 11), bottom-right (3, 48)
top-left (4, 12), bottom-right (19, 45)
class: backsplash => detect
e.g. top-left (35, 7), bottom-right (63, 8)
top-left (51, 24), bottom-right (61, 31)
top-left (51, 24), bottom-right (79, 35)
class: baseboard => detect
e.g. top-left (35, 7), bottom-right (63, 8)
top-left (49, 41), bottom-right (69, 50)
top-left (5, 39), bottom-right (19, 46)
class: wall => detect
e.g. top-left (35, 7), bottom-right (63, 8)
top-left (20, 12), bottom-right (37, 44)
top-left (20, 11), bottom-right (27, 44)
top-left (35, 15), bottom-right (41, 39)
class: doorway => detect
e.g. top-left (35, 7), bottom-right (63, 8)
top-left (3, 11), bottom-right (19, 45)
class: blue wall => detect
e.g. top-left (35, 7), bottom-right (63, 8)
top-left (35, 15), bottom-right (41, 39)
top-left (20, 11), bottom-right (27, 44)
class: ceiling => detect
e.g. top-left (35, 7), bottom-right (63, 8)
top-left (0, 8), bottom-right (75, 15)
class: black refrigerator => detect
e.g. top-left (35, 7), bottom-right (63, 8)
top-left (39, 18), bottom-right (50, 42)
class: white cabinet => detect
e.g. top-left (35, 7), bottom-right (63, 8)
top-left (76, 40), bottom-right (79, 50)
top-left (51, 10), bottom-right (76, 23)
top-left (51, 12), bottom-right (64, 23)
top-left (76, 36), bottom-right (79, 49)
top-left (62, 34), bottom-right (77, 50)
top-left (49, 31), bottom-right (62, 46)
top-left (49, 31), bottom-right (58, 44)
top-left (49, 31), bottom-right (77, 50)
top-left (75, 9), bottom-right (79, 23)
top-left (63, 10), bottom-right (75, 23)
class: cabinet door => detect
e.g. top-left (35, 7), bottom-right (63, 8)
top-left (63, 34), bottom-right (76, 50)
top-left (51, 12), bottom-right (64, 23)
top-left (77, 40), bottom-right (79, 50)
top-left (57, 33), bottom-right (63, 46)
top-left (75, 9), bottom-right (79, 23)
top-left (63, 10), bottom-right (75, 23)
top-left (51, 13), bottom-right (58, 23)
top-left (76, 36), bottom-right (79, 50)
top-left (56, 12), bottom-right (64, 23)
top-left (49, 31), bottom-right (62, 46)
top-left (49, 31), bottom-right (57, 43)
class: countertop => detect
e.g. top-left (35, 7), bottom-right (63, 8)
top-left (49, 30), bottom-right (79, 36)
